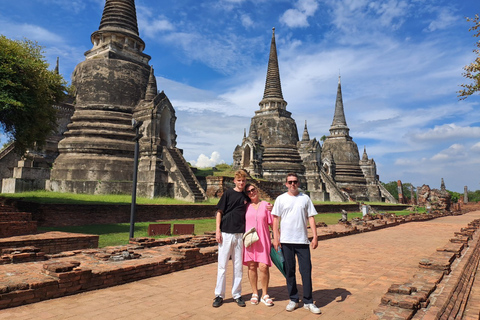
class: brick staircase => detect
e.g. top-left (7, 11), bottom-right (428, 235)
top-left (0, 204), bottom-right (37, 238)
top-left (167, 148), bottom-right (206, 202)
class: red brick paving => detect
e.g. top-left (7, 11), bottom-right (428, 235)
top-left (1, 211), bottom-right (480, 320)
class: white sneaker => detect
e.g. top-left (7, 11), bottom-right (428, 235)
top-left (286, 300), bottom-right (298, 312)
top-left (304, 303), bottom-right (321, 314)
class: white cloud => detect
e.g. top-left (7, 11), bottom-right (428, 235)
top-left (471, 142), bottom-right (480, 152)
top-left (280, 0), bottom-right (319, 28)
top-left (190, 151), bottom-right (225, 168)
top-left (0, 22), bottom-right (63, 44)
top-left (241, 14), bottom-right (254, 28)
top-left (410, 124), bottom-right (480, 141)
top-left (39, 0), bottom-right (89, 13)
top-left (426, 8), bottom-right (458, 32)
top-left (431, 144), bottom-right (466, 161)
top-left (142, 19), bottom-right (174, 38)
top-left (368, 0), bottom-right (409, 29)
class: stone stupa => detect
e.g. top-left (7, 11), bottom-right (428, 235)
top-left (233, 28), bottom-right (306, 183)
top-left (47, 0), bottom-right (206, 201)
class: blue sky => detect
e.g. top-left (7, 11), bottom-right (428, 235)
top-left (1, 0), bottom-right (479, 193)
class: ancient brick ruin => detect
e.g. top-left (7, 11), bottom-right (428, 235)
top-left (0, 204), bottom-right (477, 313)
top-left (233, 29), bottom-right (395, 203)
top-left (0, 0), bottom-right (205, 202)
top-left (417, 181), bottom-right (452, 212)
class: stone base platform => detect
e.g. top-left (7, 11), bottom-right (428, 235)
top-left (0, 231), bottom-right (99, 254)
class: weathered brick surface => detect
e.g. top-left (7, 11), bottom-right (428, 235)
top-left (0, 231), bottom-right (98, 254)
top-left (436, 242), bottom-right (464, 257)
top-left (375, 217), bottom-right (480, 320)
top-left (0, 204), bottom-right (37, 237)
top-left (0, 205), bottom-right (478, 317)
top-left (0, 233), bottom-right (218, 310)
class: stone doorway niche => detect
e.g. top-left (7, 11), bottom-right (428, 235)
top-left (159, 106), bottom-right (172, 147)
top-left (242, 144), bottom-right (251, 168)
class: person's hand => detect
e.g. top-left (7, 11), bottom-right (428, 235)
top-left (266, 202), bottom-right (273, 211)
top-left (216, 229), bottom-right (222, 244)
top-left (310, 237), bottom-right (318, 249)
top-left (273, 238), bottom-right (280, 251)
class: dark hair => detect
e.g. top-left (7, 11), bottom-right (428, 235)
top-left (245, 183), bottom-right (254, 192)
top-left (285, 172), bottom-right (298, 182)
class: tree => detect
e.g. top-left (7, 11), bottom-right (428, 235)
top-left (458, 15), bottom-right (480, 99)
top-left (381, 181), bottom-right (414, 201)
top-left (447, 190), bottom-right (461, 203)
top-left (0, 35), bottom-right (66, 153)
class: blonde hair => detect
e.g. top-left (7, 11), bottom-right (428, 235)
top-left (234, 170), bottom-right (247, 180)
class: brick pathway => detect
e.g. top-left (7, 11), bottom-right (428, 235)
top-left (1, 211), bottom-right (480, 320)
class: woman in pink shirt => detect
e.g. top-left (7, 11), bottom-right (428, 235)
top-left (243, 183), bottom-right (274, 306)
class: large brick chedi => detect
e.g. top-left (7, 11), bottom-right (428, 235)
top-left (48, 0), bottom-right (206, 201)
top-left (233, 28), bottom-right (395, 203)
top-left (233, 28), bottom-right (305, 183)
top-left (49, 0), bottom-right (150, 194)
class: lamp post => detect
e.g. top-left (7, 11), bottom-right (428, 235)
top-left (129, 119), bottom-right (143, 239)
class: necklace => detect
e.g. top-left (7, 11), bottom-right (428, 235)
top-left (251, 201), bottom-right (260, 210)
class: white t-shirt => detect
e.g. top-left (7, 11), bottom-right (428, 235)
top-left (271, 192), bottom-right (317, 244)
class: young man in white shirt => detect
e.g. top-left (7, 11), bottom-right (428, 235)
top-left (272, 172), bottom-right (321, 314)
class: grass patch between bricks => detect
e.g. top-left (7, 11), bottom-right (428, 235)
top-left (38, 211), bottom-right (414, 248)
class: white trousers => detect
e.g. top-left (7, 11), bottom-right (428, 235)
top-left (214, 232), bottom-right (244, 299)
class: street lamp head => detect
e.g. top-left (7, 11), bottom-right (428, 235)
top-left (132, 119), bottom-right (143, 129)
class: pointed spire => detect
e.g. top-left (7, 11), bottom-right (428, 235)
top-left (329, 75), bottom-right (350, 136)
top-left (302, 120), bottom-right (310, 141)
top-left (243, 128), bottom-right (246, 138)
top-left (362, 146), bottom-right (368, 161)
top-left (441, 178), bottom-right (446, 191)
top-left (258, 28), bottom-right (288, 111)
top-left (98, 0), bottom-right (139, 36)
top-left (145, 66), bottom-right (157, 100)
top-left (89, 0), bottom-right (147, 57)
top-left (54, 57), bottom-right (59, 74)
top-left (262, 28), bottom-right (284, 100)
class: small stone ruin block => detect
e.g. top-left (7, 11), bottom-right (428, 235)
top-left (43, 261), bottom-right (81, 273)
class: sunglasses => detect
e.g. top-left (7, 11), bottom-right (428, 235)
top-left (246, 188), bottom-right (256, 194)
top-left (287, 180), bottom-right (298, 185)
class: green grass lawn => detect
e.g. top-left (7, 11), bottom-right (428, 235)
top-left (5, 190), bottom-right (418, 247)
top-left (0, 191), bottom-right (218, 205)
top-left (38, 210), bottom-right (416, 247)
top-left (39, 219), bottom-right (217, 247)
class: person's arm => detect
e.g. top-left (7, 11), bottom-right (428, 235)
top-left (266, 202), bottom-right (273, 211)
top-left (272, 215), bottom-right (281, 251)
top-left (215, 210), bottom-right (223, 244)
top-left (309, 216), bottom-right (318, 249)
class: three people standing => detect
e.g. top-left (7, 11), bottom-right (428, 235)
top-left (213, 170), bottom-right (320, 314)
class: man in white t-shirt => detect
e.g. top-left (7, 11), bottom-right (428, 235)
top-left (272, 172), bottom-right (321, 314)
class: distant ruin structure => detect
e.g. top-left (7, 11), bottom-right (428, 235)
top-left (0, 59), bottom-right (75, 194)
top-left (417, 179), bottom-right (451, 211)
top-left (464, 186), bottom-right (468, 204)
top-left (1, 0), bottom-right (205, 202)
top-left (233, 28), bottom-right (395, 203)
